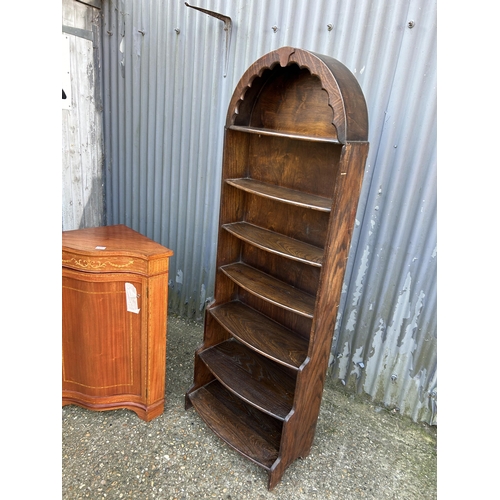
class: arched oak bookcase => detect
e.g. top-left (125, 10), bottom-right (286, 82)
top-left (186, 46), bottom-right (369, 490)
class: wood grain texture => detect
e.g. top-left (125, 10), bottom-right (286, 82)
top-left (241, 243), bottom-right (321, 297)
top-left (62, 225), bottom-right (173, 422)
top-left (199, 340), bottom-right (296, 420)
top-left (221, 262), bottom-right (316, 318)
top-left (225, 178), bottom-right (333, 211)
top-left (62, 271), bottom-right (143, 396)
top-left (228, 125), bottom-right (339, 143)
top-left (275, 143), bottom-right (370, 478)
top-left (209, 301), bottom-right (308, 369)
top-left (145, 272), bottom-right (170, 406)
top-left (244, 194), bottom-right (329, 249)
top-left (222, 221), bottom-right (323, 266)
top-left (247, 133), bottom-right (342, 200)
top-left (237, 287), bottom-right (313, 340)
top-left (187, 46), bottom-right (369, 489)
top-left (185, 312), bottom-right (231, 407)
top-left (188, 381), bottom-right (282, 469)
top-left (226, 46), bottom-right (368, 143)
top-left (62, 224), bottom-right (173, 276)
top-left (249, 65), bottom-right (337, 139)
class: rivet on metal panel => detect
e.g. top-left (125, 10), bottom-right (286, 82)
top-left (408, 20), bottom-right (415, 29)
top-left (272, 25), bottom-right (279, 33)
top-left (175, 28), bottom-right (180, 34)
top-left (391, 374), bottom-right (398, 382)
top-left (327, 24), bottom-right (333, 31)
top-left (138, 30), bottom-right (145, 36)
top-left (107, 31), bottom-right (113, 36)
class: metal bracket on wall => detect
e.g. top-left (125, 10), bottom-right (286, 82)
top-left (62, 24), bottom-right (99, 49)
top-left (185, 2), bottom-right (232, 77)
top-left (75, 0), bottom-right (101, 9)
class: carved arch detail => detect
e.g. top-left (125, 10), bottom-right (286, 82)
top-left (226, 46), bottom-right (368, 144)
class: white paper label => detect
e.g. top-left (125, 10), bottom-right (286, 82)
top-left (125, 283), bottom-right (140, 314)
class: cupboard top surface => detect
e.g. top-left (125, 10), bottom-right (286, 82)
top-left (62, 225), bottom-right (173, 260)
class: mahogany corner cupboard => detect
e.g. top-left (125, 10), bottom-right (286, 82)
top-left (62, 224), bottom-right (174, 422)
top-left (185, 46), bottom-right (369, 489)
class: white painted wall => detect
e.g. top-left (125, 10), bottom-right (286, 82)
top-left (62, 0), bottom-right (104, 230)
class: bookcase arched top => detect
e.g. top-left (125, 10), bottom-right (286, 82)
top-left (226, 46), bottom-right (369, 144)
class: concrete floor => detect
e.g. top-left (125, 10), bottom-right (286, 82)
top-left (62, 315), bottom-right (437, 499)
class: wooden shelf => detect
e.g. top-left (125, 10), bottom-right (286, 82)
top-left (188, 380), bottom-right (282, 470)
top-left (209, 301), bottom-right (308, 370)
top-left (199, 339), bottom-right (295, 420)
top-left (186, 46), bottom-right (369, 490)
top-left (223, 221), bottom-right (323, 267)
top-left (221, 262), bottom-right (316, 318)
top-left (226, 178), bottom-right (333, 212)
top-left (228, 125), bottom-right (340, 144)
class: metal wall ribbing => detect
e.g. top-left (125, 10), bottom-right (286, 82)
top-left (101, 0), bottom-right (437, 423)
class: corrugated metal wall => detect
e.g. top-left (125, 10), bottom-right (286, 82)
top-left (100, 0), bottom-right (436, 424)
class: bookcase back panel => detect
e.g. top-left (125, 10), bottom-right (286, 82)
top-left (244, 195), bottom-right (329, 249)
top-left (254, 66), bottom-right (335, 137)
top-left (247, 135), bottom-right (342, 199)
top-left (237, 288), bottom-right (313, 341)
top-left (241, 243), bottom-right (321, 296)
top-left (236, 64), bottom-right (338, 141)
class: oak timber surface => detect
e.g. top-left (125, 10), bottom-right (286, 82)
top-left (228, 125), bottom-right (340, 143)
top-left (199, 340), bottom-right (295, 420)
top-left (226, 178), bottom-right (333, 212)
top-left (187, 46), bottom-right (369, 489)
top-left (209, 301), bottom-right (308, 370)
top-left (222, 221), bottom-right (324, 266)
top-left (188, 381), bottom-right (282, 469)
top-left (220, 262), bottom-right (316, 318)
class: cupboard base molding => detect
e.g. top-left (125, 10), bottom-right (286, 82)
top-left (62, 394), bottom-right (164, 422)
